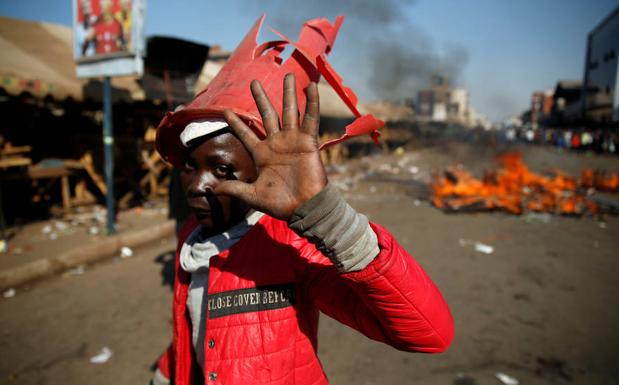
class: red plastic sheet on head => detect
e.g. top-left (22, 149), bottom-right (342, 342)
top-left (156, 15), bottom-right (384, 167)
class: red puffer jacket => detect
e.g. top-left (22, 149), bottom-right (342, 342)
top-left (157, 214), bottom-right (454, 385)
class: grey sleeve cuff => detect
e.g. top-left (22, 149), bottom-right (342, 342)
top-left (288, 183), bottom-right (379, 272)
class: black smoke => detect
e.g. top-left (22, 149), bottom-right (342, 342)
top-left (239, 0), bottom-right (468, 102)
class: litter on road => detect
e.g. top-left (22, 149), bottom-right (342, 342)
top-left (495, 372), bottom-right (519, 385)
top-left (474, 242), bottom-right (495, 254)
top-left (120, 246), bottom-right (134, 258)
top-left (63, 265), bottom-right (85, 277)
top-left (458, 239), bottom-right (495, 254)
top-left (2, 288), bottom-right (16, 298)
top-left (90, 347), bottom-right (113, 364)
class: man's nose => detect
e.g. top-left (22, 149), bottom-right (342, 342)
top-left (187, 170), bottom-right (218, 196)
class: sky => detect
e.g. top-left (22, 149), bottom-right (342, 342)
top-left (1, 0), bottom-right (618, 122)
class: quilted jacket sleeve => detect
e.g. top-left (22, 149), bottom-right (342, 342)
top-left (154, 344), bottom-right (173, 384)
top-left (296, 221), bottom-right (454, 353)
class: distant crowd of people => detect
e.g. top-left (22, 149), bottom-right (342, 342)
top-left (505, 127), bottom-right (618, 154)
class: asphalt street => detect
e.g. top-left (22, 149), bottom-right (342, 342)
top-left (1, 144), bottom-right (618, 385)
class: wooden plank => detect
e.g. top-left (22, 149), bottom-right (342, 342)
top-left (27, 167), bottom-right (71, 179)
top-left (63, 159), bottom-right (85, 169)
top-left (61, 175), bottom-right (71, 214)
top-left (0, 157), bottom-right (32, 168)
top-left (0, 145), bottom-right (32, 156)
top-left (79, 152), bottom-right (107, 195)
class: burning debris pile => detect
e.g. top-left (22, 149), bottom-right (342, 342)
top-left (431, 152), bottom-right (618, 216)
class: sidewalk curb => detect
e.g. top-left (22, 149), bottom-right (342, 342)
top-left (0, 220), bottom-right (175, 291)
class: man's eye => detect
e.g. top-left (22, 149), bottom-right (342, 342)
top-left (214, 165), bottom-right (230, 177)
top-left (183, 160), bottom-right (195, 171)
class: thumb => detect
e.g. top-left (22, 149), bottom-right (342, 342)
top-left (213, 180), bottom-right (259, 207)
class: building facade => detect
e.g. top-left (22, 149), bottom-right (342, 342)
top-left (582, 5), bottom-right (619, 123)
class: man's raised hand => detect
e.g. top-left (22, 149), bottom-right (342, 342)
top-left (215, 73), bottom-right (327, 221)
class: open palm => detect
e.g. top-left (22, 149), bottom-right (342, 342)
top-left (215, 74), bottom-right (327, 220)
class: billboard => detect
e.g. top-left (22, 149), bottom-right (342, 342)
top-left (73, 0), bottom-right (145, 78)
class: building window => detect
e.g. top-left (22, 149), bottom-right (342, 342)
top-left (589, 60), bottom-right (599, 69)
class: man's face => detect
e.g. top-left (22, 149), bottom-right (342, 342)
top-left (180, 130), bottom-right (257, 236)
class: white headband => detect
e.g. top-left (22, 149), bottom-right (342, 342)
top-left (179, 119), bottom-right (229, 147)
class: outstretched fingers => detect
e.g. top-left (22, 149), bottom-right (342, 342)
top-left (250, 80), bottom-right (280, 136)
top-left (223, 109), bottom-right (260, 153)
top-left (281, 73), bottom-right (299, 131)
top-left (301, 82), bottom-right (320, 137)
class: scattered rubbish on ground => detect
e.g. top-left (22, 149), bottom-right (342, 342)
top-left (535, 356), bottom-right (573, 381)
top-left (38, 220), bottom-right (79, 241)
top-left (513, 292), bottom-right (531, 301)
top-left (458, 239), bottom-right (495, 254)
top-left (89, 226), bottom-right (100, 235)
top-left (2, 288), bottom-right (16, 298)
top-left (495, 372), bottom-right (519, 385)
top-left (120, 246), bottom-right (134, 258)
top-left (63, 265), bottom-right (86, 277)
top-left (474, 242), bottom-right (494, 254)
top-left (458, 239), bottom-right (470, 247)
top-left (0, 239), bottom-right (7, 253)
top-left (453, 372), bottom-right (477, 385)
top-left (599, 222), bottom-right (607, 229)
top-left (54, 221), bottom-right (68, 231)
top-left (90, 347), bottom-right (113, 364)
top-left (523, 212), bottom-right (552, 224)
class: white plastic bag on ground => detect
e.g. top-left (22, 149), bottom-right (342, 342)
top-left (90, 347), bottom-right (113, 364)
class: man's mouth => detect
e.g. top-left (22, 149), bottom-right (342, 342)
top-left (192, 207), bottom-right (212, 218)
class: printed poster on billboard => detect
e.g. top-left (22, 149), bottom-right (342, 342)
top-left (73, 0), bottom-right (145, 78)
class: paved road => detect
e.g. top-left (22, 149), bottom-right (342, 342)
top-left (0, 236), bottom-right (177, 385)
top-left (2, 145), bottom-right (619, 385)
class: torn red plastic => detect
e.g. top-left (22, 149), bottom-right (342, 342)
top-left (267, 23), bottom-right (384, 150)
top-left (156, 14), bottom-right (384, 167)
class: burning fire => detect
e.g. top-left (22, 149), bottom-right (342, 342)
top-left (431, 152), bottom-right (617, 216)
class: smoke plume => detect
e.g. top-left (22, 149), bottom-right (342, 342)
top-left (239, 0), bottom-right (468, 102)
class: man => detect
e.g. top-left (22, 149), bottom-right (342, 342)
top-left (153, 16), bottom-right (453, 385)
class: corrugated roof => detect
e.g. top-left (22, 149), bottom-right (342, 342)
top-left (0, 17), bottom-right (82, 99)
top-left (0, 16), bottom-right (141, 101)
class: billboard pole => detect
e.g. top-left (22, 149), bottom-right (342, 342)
top-left (103, 76), bottom-right (115, 234)
top-left (74, 0), bottom-right (145, 236)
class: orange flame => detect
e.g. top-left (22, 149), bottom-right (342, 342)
top-left (431, 152), bottom-right (616, 216)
